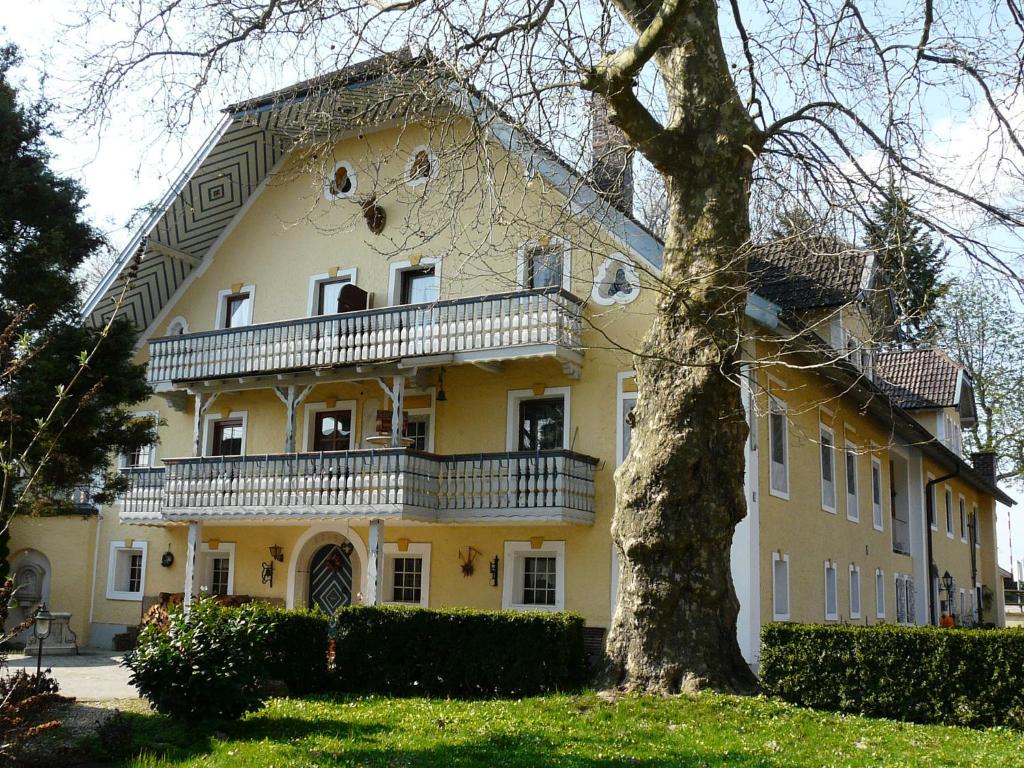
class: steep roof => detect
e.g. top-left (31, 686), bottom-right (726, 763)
top-left (875, 348), bottom-right (964, 410)
top-left (749, 237), bottom-right (869, 311)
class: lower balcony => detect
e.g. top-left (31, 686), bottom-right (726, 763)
top-left (121, 449), bottom-right (598, 525)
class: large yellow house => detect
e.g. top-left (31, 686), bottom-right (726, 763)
top-left (6, 54), bottom-right (1012, 666)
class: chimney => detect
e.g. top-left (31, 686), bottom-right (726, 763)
top-left (971, 451), bottom-right (997, 484)
top-left (590, 94), bottom-right (634, 215)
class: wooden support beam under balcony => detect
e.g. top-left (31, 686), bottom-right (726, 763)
top-left (119, 449), bottom-right (599, 526)
top-left (146, 288), bottom-right (585, 391)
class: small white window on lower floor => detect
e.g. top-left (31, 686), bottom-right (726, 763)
top-left (383, 543), bottom-right (431, 607)
top-left (772, 553), bottom-right (790, 621)
top-left (502, 540), bottom-right (565, 611)
top-left (849, 564), bottom-right (861, 619)
top-left (197, 542), bottom-right (235, 597)
top-left (106, 540), bottom-right (148, 601)
top-left (875, 568), bottom-right (885, 619)
top-left (824, 559), bottom-right (839, 620)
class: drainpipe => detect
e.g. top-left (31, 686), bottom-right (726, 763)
top-left (925, 470), bottom-right (959, 625)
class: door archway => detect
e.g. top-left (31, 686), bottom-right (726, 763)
top-left (308, 543), bottom-right (353, 613)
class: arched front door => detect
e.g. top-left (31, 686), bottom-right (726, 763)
top-left (308, 543), bottom-right (353, 613)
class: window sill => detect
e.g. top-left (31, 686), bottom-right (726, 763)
top-left (768, 488), bottom-right (790, 501)
top-left (509, 603), bottom-right (562, 613)
top-left (106, 592), bottom-right (143, 602)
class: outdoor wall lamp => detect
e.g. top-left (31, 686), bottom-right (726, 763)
top-left (262, 545), bottom-right (284, 588)
top-left (33, 603), bottom-right (52, 678)
top-left (489, 556), bottom-right (499, 587)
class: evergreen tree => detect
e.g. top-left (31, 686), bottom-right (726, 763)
top-left (865, 189), bottom-right (948, 345)
top-left (0, 44), bottom-right (153, 577)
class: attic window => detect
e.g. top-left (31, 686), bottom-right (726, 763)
top-left (591, 254), bottom-right (640, 305)
top-left (405, 146), bottom-right (437, 187)
top-left (324, 161), bottom-right (357, 200)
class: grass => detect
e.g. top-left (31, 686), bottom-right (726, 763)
top-left (103, 692), bottom-right (1024, 767)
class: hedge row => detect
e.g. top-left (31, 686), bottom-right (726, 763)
top-left (127, 600), bottom-right (587, 719)
top-left (760, 623), bottom-right (1024, 728)
top-left (330, 605), bottom-right (587, 696)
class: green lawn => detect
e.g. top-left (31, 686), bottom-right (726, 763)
top-left (111, 693), bottom-right (1022, 767)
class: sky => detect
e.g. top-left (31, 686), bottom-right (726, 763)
top-left (3, 1), bottom-right (1023, 571)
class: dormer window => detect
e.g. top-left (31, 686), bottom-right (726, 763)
top-left (324, 161), bottom-right (357, 200)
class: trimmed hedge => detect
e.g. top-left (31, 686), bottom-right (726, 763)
top-left (330, 605), bottom-right (587, 697)
top-left (248, 603), bottom-right (331, 695)
top-left (761, 623), bottom-right (1024, 728)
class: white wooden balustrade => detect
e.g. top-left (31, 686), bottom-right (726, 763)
top-left (120, 449), bottom-right (598, 524)
top-left (147, 288), bottom-right (583, 383)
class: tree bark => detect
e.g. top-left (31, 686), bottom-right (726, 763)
top-left (603, 0), bottom-right (761, 694)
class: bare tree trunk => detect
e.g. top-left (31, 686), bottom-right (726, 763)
top-left (604, 10), bottom-right (761, 693)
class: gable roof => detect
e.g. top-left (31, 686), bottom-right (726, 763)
top-left (83, 51), bottom-right (664, 333)
top-left (875, 348), bottom-right (967, 411)
top-left (748, 236), bottom-right (870, 311)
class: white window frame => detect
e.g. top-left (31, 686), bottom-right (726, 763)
top-left (845, 439), bottom-right (859, 522)
top-left (824, 559), bottom-right (839, 620)
top-left (516, 237), bottom-right (572, 292)
top-left (106, 540), bottom-right (148, 601)
top-left (197, 542), bottom-right (236, 597)
top-left (404, 144), bottom-right (439, 188)
top-left (402, 389), bottom-right (436, 452)
top-left (506, 387), bottom-right (572, 451)
top-left (959, 495), bottom-right (967, 542)
top-left (768, 396), bottom-right (790, 499)
top-left (772, 552), bottom-right (790, 621)
top-left (502, 540), bottom-right (566, 611)
top-left (616, 371), bottom-right (637, 468)
top-left (849, 564), bottom-right (861, 619)
top-left (974, 504), bottom-right (981, 548)
top-left (120, 410), bottom-right (159, 468)
top-left (306, 268), bottom-right (358, 316)
top-left (820, 423), bottom-right (837, 513)
top-left (875, 568), bottom-right (886, 619)
top-left (323, 159), bottom-right (358, 200)
top-left (959, 587), bottom-right (966, 619)
top-left (215, 284), bottom-right (255, 329)
top-left (302, 401), bottom-right (358, 452)
top-left (387, 257), bottom-right (442, 307)
top-left (927, 474), bottom-right (938, 531)
top-left (382, 542), bottom-right (431, 607)
top-left (944, 485), bottom-right (954, 538)
top-left (202, 410), bottom-right (248, 457)
top-left (871, 456), bottom-right (884, 531)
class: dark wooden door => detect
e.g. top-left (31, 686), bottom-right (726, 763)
top-left (308, 544), bottom-right (352, 613)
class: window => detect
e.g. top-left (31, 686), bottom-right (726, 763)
top-left (197, 542), bottom-right (235, 597)
top-left (523, 242), bottom-right (566, 290)
top-left (323, 160), bottom-right (357, 200)
top-left (616, 373), bottom-right (637, 467)
top-left (959, 588), bottom-right (966, 620)
top-left (927, 480), bottom-right (937, 530)
top-left (845, 441), bottom-right (859, 522)
top-left (405, 145), bottom-right (438, 187)
top-left (871, 457), bottom-right (884, 531)
top-left (400, 266), bottom-right (440, 305)
top-left (959, 497), bottom-right (967, 541)
top-left (945, 487), bottom-right (954, 537)
top-left (211, 418), bottom-right (244, 456)
top-left (824, 560), bottom-right (839, 620)
top-left (973, 505), bottom-right (981, 547)
top-left (122, 412), bottom-right (158, 468)
top-left (317, 278), bottom-right (349, 315)
top-left (223, 292), bottom-right (251, 328)
top-left (383, 543), bottom-right (431, 607)
top-left (404, 414), bottom-right (430, 451)
top-left (875, 568), bottom-right (885, 618)
top-left (895, 573), bottom-right (915, 626)
top-left (313, 410), bottom-right (353, 452)
top-left (772, 553), bottom-right (790, 621)
top-left (106, 540), bottom-right (148, 600)
top-left (820, 425), bottom-right (836, 512)
top-left (502, 540), bottom-right (565, 611)
top-left (849, 564), bottom-right (861, 619)
top-left (517, 397), bottom-right (565, 451)
top-left (768, 397), bottom-right (789, 498)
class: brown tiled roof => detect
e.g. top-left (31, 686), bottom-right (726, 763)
top-left (749, 237), bottom-right (868, 310)
top-left (875, 348), bottom-right (961, 409)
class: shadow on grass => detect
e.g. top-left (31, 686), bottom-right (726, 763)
top-left (116, 707), bottom-right (779, 767)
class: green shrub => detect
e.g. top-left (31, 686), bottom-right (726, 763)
top-left (124, 598), bottom-right (277, 721)
top-left (761, 623), bottom-right (1024, 728)
top-left (330, 605), bottom-right (586, 697)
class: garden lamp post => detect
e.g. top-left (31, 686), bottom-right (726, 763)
top-left (33, 603), bottom-right (52, 678)
top-left (941, 571), bottom-right (955, 621)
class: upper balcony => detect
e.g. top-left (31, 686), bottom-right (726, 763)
top-left (147, 287), bottom-right (584, 387)
top-left (120, 448), bottom-right (598, 526)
